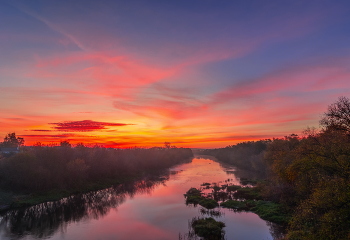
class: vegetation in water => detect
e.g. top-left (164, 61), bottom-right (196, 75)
top-left (212, 185), bottom-right (221, 192)
top-left (221, 199), bottom-right (290, 225)
top-left (251, 201), bottom-right (290, 225)
top-left (186, 195), bottom-right (203, 205)
top-left (233, 187), bottom-right (263, 200)
top-left (184, 188), bottom-right (204, 206)
top-left (185, 188), bottom-right (202, 197)
top-left (239, 178), bottom-right (258, 186)
top-left (201, 183), bottom-right (211, 186)
top-left (220, 200), bottom-right (246, 210)
top-left (226, 185), bottom-right (241, 192)
top-left (184, 180), bottom-right (290, 226)
top-left (198, 198), bottom-right (219, 209)
top-left (191, 217), bottom-right (225, 240)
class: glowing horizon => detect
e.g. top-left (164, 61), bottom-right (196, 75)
top-left (1, 0), bottom-right (350, 148)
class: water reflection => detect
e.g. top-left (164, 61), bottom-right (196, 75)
top-left (0, 174), bottom-right (168, 239)
top-left (0, 156), bottom-right (284, 240)
top-left (199, 208), bottom-right (224, 218)
top-left (267, 221), bottom-right (287, 240)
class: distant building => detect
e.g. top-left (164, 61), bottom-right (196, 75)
top-left (0, 147), bottom-right (19, 154)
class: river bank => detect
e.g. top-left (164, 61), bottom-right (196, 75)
top-left (0, 170), bottom-right (166, 212)
top-left (0, 156), bottom-right (278, 240)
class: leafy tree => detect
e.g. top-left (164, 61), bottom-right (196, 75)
top-left (60, 140), bottom-right (71, 148)
top-left (66, 158), bottom-right (89, 186)
top-left (75, 142), bottom-right (86, 148)
top-left (285, 129), bottom-right (350, 239)
top-left (0, 132), bottom-right (24, 147)
top-left (262, 97), bottom-right (350, 239)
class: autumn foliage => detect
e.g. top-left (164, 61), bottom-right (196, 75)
top-left (205, 97), bottom-right (350, 239)
top-left (264, 97), bottom-right (350, 239)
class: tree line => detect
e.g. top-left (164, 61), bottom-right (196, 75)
top-left (0, 141), bottom-right (193, 193)
top-left (204, 96), bottom-right (350, 239)
top-left (203, 139), bottom-right (271, 177)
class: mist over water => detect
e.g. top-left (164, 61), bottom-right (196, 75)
top-left (0, 156), bottom-right (280, 240)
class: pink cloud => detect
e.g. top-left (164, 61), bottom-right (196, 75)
top-left (33, 52), bottom-right (179, 86)
top-left (211, 63), bottom-right (350, 105)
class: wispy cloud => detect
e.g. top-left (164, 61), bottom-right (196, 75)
top-left (49, 120), bottom-right (131, 132)
top-left (28, 129), bottom-right (52, 132)
top-left (19, 133), bottom-right (79, 139)
top-left (9, 1), bottom-right (86, 51)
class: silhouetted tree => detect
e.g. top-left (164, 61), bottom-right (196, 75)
top-left (0, 132), bottom-right (24, 147)
top-left (164, 142), bottom-right (171, 149)
top-left (60, 140), bottom-right (71, 148)
top-left (33, 142), bottom-right (42, 147)
top-left (320, 96), bottom-right (350, 134)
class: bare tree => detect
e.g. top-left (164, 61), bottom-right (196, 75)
top-left (320, 96), bottom-right (350, 134)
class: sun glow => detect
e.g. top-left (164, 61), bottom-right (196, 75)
top-left (1, 1), bottom-right (350, 148)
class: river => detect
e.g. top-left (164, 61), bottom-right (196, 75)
top-left (0, 155), bottom-right (282, 240)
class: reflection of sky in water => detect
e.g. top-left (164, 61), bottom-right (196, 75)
top-left (0, 156), bottom-right (274, 240)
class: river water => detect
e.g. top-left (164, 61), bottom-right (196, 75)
top-left (0, 155), bottom-right (281, 240)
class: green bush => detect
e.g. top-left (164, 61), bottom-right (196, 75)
top-left (191, 217), bottom-right (225, 240)
top-left (226, 185), bottom-right (241, 192)
top-left (233, 187), bottom-right (262, 200)
top-left (199, 198), bottom-right (219, 209)
top-left (220, 200), bottom-right (246, 210)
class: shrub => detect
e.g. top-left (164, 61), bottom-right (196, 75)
top-left (191, 217), bottom-right (225, 240)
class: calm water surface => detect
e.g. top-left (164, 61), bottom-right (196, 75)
top-left (0, 156), bottom-right (280, 240)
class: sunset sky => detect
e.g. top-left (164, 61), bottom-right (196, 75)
top-left (1, 0), bottom-right (350, 148)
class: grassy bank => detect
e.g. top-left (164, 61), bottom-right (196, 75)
top-left (0, 170), bottom-right (167, 211)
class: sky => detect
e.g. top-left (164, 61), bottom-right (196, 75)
top-left (0, 0), bottom-right (350, 148)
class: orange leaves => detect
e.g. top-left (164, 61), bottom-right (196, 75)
top-left (264, 129), bottom-right (350, 239)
